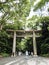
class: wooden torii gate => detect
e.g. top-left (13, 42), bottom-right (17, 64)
top-left (7, 29), bottom-right (42, 57)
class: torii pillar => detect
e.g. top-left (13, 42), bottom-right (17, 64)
top-left (33, 31), bottom-right (37, 56)
top-left (12, 31), bottom-right (16, 57)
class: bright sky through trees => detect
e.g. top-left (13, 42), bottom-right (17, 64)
top-left (27, 2), bottom-right (49, 19)
top-left (0, 0), bottom-right (49, 19)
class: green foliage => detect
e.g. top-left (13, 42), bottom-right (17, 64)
top-left (0, 0), bottom-right (31, 31)
top-left (0, 53), bottom-right (9, 57)
top-left (33, 0), bottom-right (49, 11)
top-left (48, 8), bottom-right (49, 11)
top-left (17, 37), bottom-right (29, 51)
top-left (41, 38), bottom-right (49, 54)
top-left (27, 16), bottom-right (37, 29)
top-left (0, 30), bottom-right (12, 54)
top-left (0, 0), bottom-right (31, 20)
top-left (40, 54), bottom-right (49, 57)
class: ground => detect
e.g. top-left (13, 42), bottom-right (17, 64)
top-left (0, 55), bottom-right (49, 65)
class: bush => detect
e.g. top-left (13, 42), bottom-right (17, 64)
top-left (40, 54), bottom-right (49, 57)
top-left (1, 53), bottom-right (9, 57)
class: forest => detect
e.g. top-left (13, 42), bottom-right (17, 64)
top-left (0, 0), bottom-right (49, 57)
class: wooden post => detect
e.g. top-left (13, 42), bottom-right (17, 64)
top-left (33, 31), bottom-right (37, 56)
top-left (12, 31), bottom-right (16, 57)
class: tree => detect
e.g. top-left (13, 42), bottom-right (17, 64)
top-left (0, 0), bottom-right (31, 30)
top-left (0, 0), bottom-right (31, 56)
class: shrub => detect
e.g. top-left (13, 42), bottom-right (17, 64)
top-left (1, 53), bottom-right (9, 57)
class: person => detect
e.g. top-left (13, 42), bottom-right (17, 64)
top-left (18, 51), bottom-right (22, 56)
top-left (26, 50), bottom-right (28, 56)
top-left (28, 51), bottom-right (31, 55)
top-left (31, 52), bottom-right (33, 56)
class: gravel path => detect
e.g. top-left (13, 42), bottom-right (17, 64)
top-left (0, 56), bottom-right (49, 65)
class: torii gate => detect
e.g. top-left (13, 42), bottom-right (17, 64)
top-left (7, 29), bottom-right (42, 57)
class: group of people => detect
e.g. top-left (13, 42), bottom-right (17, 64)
top-left (18, 51), bottom-right (33, 56)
